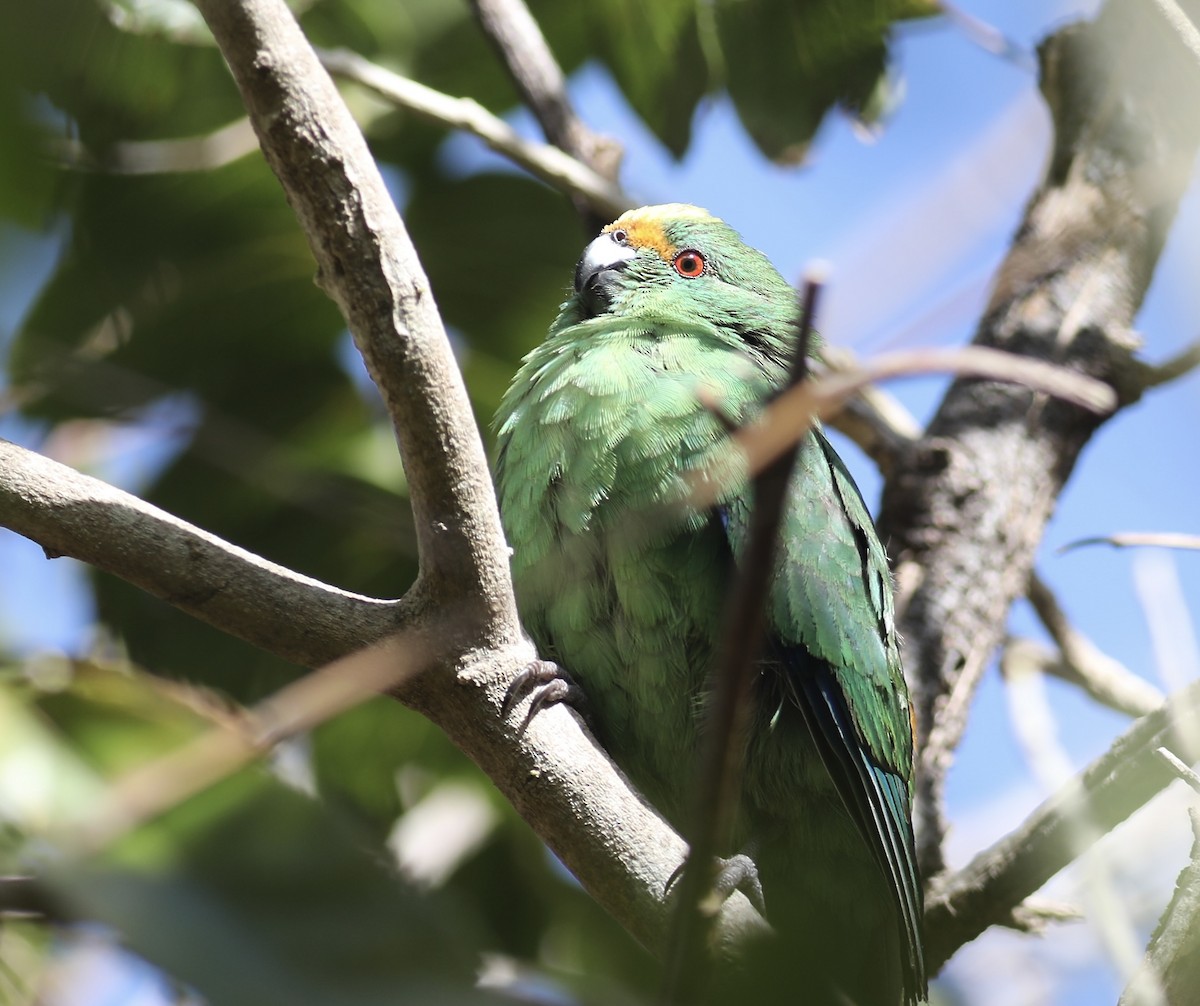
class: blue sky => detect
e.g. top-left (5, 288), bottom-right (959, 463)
top-left (3, 1), bottom-right (1200, 1003)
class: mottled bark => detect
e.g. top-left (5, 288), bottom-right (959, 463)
top-left (878, 0), bottom-right (1200, 879)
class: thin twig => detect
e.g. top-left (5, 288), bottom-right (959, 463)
top-left (687, 345), bottom-right (1116, 511)
top-left (466, 0), bottom-right (621, 229)
top-left (467, 0), bottom-right (618, 177)
top-left (1131, 338), bottom-right (1200, 391)
top-left (935, 1), bottom-right (1037, 70)
top-left (47, 118), bottom-right (259, 174)
top-left (1025, 573), bottom-right (1165, 717)
top-left (1003, 637), bottom-right (1165, 719)
top-left (1155, 747), bottom-right (1200, 796)
top-left (318, 48), bottom-right (630, 220)
top-left (817, 345), bottom-right (920, 476)
top-left (1061, 532), bottom-right (1200, 553)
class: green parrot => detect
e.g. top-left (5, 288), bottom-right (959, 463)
top-left (493, 204), bottom-right (926, 1005)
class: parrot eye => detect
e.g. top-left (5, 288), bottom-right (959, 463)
top-left (673, 249), bottom-right (706, 278)
top-left (612, 229), bottom-right (629, 245)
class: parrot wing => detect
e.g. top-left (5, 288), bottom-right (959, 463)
top-left (721, 428), bottom-right (926, 1000)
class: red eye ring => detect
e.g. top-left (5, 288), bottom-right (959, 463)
top-left (673, 249), bottom-right (706, 278)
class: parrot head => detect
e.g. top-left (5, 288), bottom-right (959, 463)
top-left (566, 204), bottom-right (804, 359)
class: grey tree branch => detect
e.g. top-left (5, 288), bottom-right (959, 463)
top-left (192, 0), bottom-right (514, 633)
top-left (878, 0), bottom-right (1200, 879)
top-left (1025, 573), bottom-right (1166, 717)
top-left (467, 0), bottom-right (620, 182)
top-left (1002, 637), bottom-right (1165, 719)
top-left (317, 47), bottom-right (631, 220)
top-left (925, 679), bottom-right (1200, 973)
top-left (0, 438), bottom-right (399, 667)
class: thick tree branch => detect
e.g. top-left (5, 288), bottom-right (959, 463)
top-left (0, 438), bottom-right (399, 667)
top-left (925, 679), bottom-right (1200, 972)
top-left (878, 0), bottom-right (1200, 878)
top-left (192, 0), bottom-right (513, 638)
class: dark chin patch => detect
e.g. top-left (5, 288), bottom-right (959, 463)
top-left (576, 270), bottom-right (621, 318)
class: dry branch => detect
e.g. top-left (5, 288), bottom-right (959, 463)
top-left (318, 47), bottom-right (631, 220)
top-left (1024, 573), bottom-right (1165, 717)
top-left (0, 438), bottom-right (398, 667)
top-left (468, 0), bottom-right (621, 227)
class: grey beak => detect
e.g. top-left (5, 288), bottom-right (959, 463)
top-left (574, 232), bottom-right (637, 312)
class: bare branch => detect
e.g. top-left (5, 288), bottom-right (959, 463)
top-left (935, 2), bottom-right (1037, 70)
top-left (1125, 337), bottom-right (1200, 394)
top-left (317, 48), bottom-right (631, 220)
top-left (924, 679), bottom-right (1200, 972)
top-left (1062, 532), bottom-right (1200, 552)
top-left (1003, 637), bottom-right (1165, 719)
top-left (817, 345), bottom-right (921, 477)
top-left (74, 628), bottom-right (444, 851)
top-left (466, 0), bottom-right (620, 180)
top-left (192, 0), bottom-right (515, 638)
top-left (1156, 747), bottom-right (1200, 796)
top-left (1025, 573), bottom-right (1165, 717)
top-left (687, 345), bottom-right (1115, 512)
top-left (1009, 897), bottom-right (1084, 932)
top-left (0, 438), bottom-right (398, 668)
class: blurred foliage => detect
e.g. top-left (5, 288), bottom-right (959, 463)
top-left (0, 0), bottom-right (932, 1002)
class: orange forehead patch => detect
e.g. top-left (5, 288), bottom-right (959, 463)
top-left (603, 203), bottom-right (716, 264)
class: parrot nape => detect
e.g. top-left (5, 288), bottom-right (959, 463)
top-left (493, 204), bottom-right (926, 1005)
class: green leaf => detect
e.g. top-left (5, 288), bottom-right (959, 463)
top-left (584, 0), bottom-right (708, 158)
top-left (713, 0), bottom-right (937, 163)
top-left (49, 776), bottom-right (498, 1006)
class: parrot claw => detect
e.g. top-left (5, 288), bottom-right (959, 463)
top-left (665, 852), bottom-right (767, 918)
top-left (713, 854), bottom-right (766, 916)
top-left (502, 659), bottom-right (591, 734)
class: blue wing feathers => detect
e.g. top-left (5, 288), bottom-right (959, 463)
top-left (790, 658), bottom-right (927, 1002)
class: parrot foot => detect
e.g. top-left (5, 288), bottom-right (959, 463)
top-left (502, 659), bottom-right (590, 734)
top-left (713, 854), bottom-right (766, 916)
top-left (666, 852), bottom-right (767, 917)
